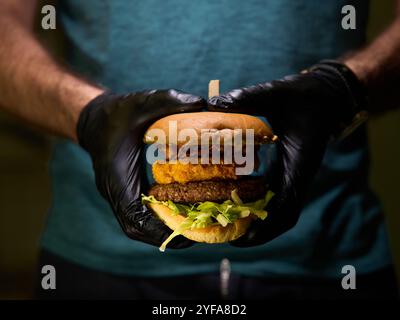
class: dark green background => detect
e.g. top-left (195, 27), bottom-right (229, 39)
top-left (0, 0), bottom-right (399, 298)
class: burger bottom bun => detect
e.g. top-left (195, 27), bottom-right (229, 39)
top-left (149, 203), bottom-right (253, 243)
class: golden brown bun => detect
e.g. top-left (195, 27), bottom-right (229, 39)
top-left (144, 112), bottom-right (277, 146)
top-left (149, 203), bottom-right (252, 243)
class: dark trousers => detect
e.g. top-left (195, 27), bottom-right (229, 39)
top-left (35, 249), bottom-right (399, 300)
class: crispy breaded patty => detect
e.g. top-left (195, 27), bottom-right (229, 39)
top-left (152, 162), bottom-right (237, 184)
top-left (148, 177), bottom-right (267, 203)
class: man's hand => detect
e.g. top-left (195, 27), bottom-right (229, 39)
top-left (78, 89), bottom-right (206, 248)
top-left (208, 61), bottom-right (367, 247)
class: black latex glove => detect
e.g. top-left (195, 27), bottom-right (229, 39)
top-left (77, 89), bottom-right (206, 248)
top-left (208, 60), bottom-right (367, 247)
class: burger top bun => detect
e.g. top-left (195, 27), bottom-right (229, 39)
top-left (144, 112), bottom-right (278, 146)
top-left (149, 203), bottom-right (253, 243)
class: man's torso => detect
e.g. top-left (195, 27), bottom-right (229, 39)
top-left (41, 0), bottom-right (392, 277)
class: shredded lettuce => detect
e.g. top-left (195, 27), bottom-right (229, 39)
top-left (216, 214), bottom-right (229, 227)
top-left (158, 218), bottom-right (193, 252)
top-left (142, 189), bottom-right (275, 251)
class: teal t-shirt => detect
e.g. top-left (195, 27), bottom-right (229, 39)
top-left (41, 0), bottom-right (392, 277)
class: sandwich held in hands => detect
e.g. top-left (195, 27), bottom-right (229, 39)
top-left (141, 112), bottom-right (277, 251)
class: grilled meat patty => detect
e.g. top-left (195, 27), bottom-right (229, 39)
top-left (148, 177), bottom-right (267, 204)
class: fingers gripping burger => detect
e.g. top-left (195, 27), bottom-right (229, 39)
top-left (142, 112), bottom-right (277, 251)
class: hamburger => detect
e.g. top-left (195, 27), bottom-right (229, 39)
top-left (141, 112), bottom-right (277, 251)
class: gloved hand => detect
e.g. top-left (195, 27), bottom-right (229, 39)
top-left (77, 89), bottom-right (206, 248)
top-left (208, 60), bottom-right (368, 247)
